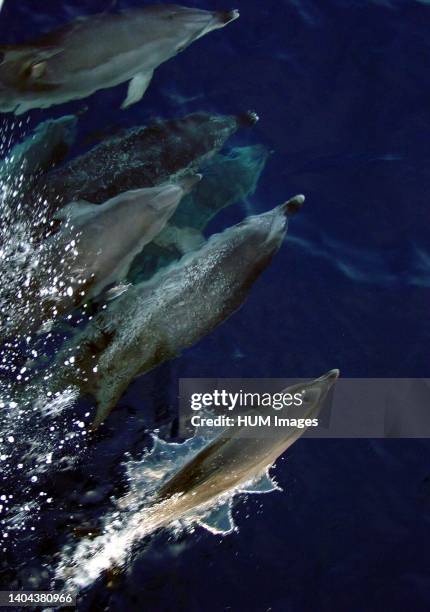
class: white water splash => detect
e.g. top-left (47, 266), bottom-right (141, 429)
top-left (55, 434), bottom-right (209, 588)
top-left (0, 119), bottom-right (88, 544)
top-left (0, 379), bottom-right (87, 543)
top-left (56, 435), bottom-right (227, 589)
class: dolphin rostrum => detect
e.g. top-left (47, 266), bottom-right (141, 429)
top-left (0, 6), bottom-right (239, 114)
top-left (56, 370), bottom-right (339, 589)
top-left (1, 175), bottom-right (198, 339)
top-left (53, 194), bottom-right (305, 428)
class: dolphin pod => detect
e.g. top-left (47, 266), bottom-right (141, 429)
top-left (0, 5), bottom-right (239, 114)
top-left (0, 2), bottom-right (342, 585)
top-left (30, 111), bottom-right (258, 223)
top-left (1, 175), bottom-right (199, 339)
top-left (53, 195), bottom-right (305, 429)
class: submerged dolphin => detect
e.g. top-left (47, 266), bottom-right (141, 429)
top-left (57, 370), bottom-right (339, 588)
top-left (0, 115), bottom-right (77, 242)
top-left (53, 194), bottom-right (305, 428)
top-left (1, 176), bottom-right (197, 339)
top-left (0, 6), bottom-right (239, 114)
top-left (0, 114), bottom-right (77, 190)
top-left (30, 111), bottom-right (258, 225)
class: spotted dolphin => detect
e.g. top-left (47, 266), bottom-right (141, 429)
top-left (0, 5), bottom-right (239, 114)
top-left (53, 194), bottom-right (305, 428)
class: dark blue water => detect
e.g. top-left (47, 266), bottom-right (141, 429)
top-left (0, 1), bottom-right (429, 610)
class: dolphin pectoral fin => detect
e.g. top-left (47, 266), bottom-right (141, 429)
top-left (121, 71), bottom-right (153, 109)
top-left (90, 398), bottom-right (115, 431)
top-left (90, 378), bottom-right (128, 430)
top-left (240, 471), bottom-right (280, 494)
top-left (15, 102), bottom-right (34, 115)
top-left (196, 500), bottom-right (235, 534)
top-left (53, 199), bottom-right (99, 223)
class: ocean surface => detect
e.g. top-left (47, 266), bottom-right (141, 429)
top-left (0, 1), bottom-right (429, 610)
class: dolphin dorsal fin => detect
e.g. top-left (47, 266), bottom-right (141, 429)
top-left (53, 199), bottom-right (99, 223)
top-left (240, 471), bottom-right (280, 494)
top-left (197, 500), bottom-right (235, 534)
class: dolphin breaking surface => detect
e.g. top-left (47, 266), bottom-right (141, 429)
top-left (52, 195), bottom-right (305, 429)
top-left (55, 370), bottom-right (339, 590)
top-left (0, 5), bottom-right (239, 114)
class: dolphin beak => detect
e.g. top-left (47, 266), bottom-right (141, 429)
top-left (237, 110), bottom-right (260, 127)
top-left (218, 9), bottom-right (240, 25)
top-left (317, 369), bottom-right (340, 386)
top-left (281, 194), bottom-right (305, 217)
top-left (178, 173), bottom-right (203, 193)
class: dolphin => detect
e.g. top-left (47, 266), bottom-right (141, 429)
top-left (0, 6), bottom-right (240, 114)
top-left (56, 370), bottom-right (339, 589)
top-left (29, 111), bottom-right (258, 226)
top-left (1, 175), bottom-right (198, 339)
top-left (0, 115), bottom-right (77, 245)
top-left (0, 114), bottom-right (77, 190)
top-left (53, 194), bottom-right (305, 428)
top-left (152, 369), bottom-right (340, 532)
